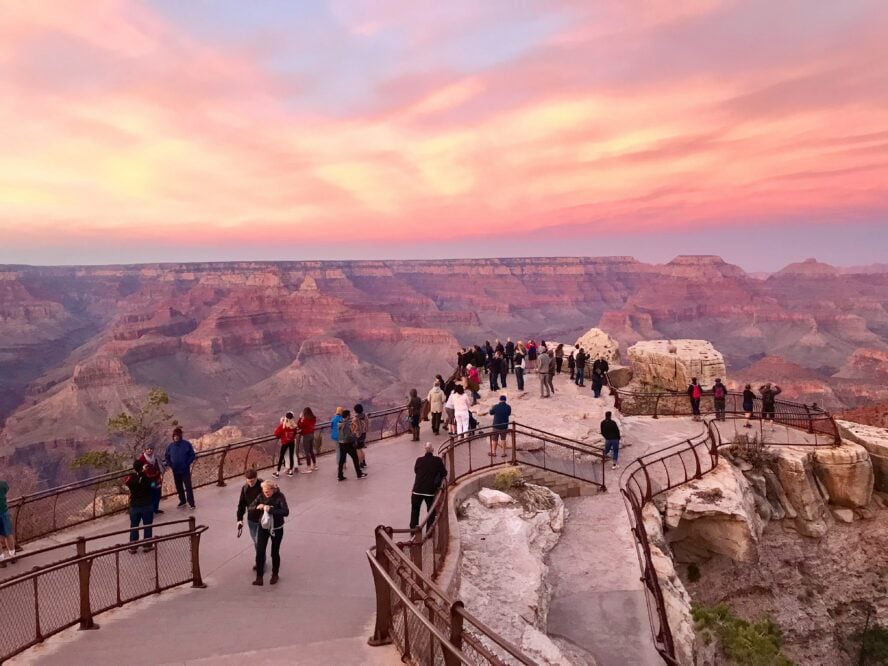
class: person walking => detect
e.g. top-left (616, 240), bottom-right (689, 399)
top-left (125, 459), bottom-right (155, 553)
top-left (687, 378), bottom-right (702, 420)
top-left (352, 404), bottom-right (370, 469)
top-left (407, 389), bottom-right (423, 441)
top-left (236, 469), bottom-right (264, 569)
top-left (410, 443), bottom-right (447, 530)
top-left (273, 412), bottom-right (299, 478)
top-left (138, 444), bottom-right (165, 514)
top-left (427, 382), bottom-right (445, 436)
top-left (538, 349), bottom-right (552, 397)
top-left (575, 348), bottom-right (587, 386)
top-left (742, 384), bottom-right (756, 428)
top-left (297, 408), bottom-right (318, 471)
top-left (514, 349), bottom-right (526, 391)
top-left (164, 427), bottom-right (196, 509)
top-left (712, 378), bottom-right (727, 421)
top-left (0, 478), bottom-right (16, 563)
top-left (488, 395), bottom-right (512, 458)
top-left (600, 412), bottom-right (621, 470)
top-left (337, 410), bottom-right (366, 481)
top-left (448, 385), bottom-right (472, 437)
top-left (250, 480), bottom-right (289, 586)
top-left (759, 383), bottom-right (782, 422)
top-left (554, 344), bottom-right (564, 373)
top-left (591, 370), bottom-right (604, 398)
top-left (546, 352), bottom-right (556, 395)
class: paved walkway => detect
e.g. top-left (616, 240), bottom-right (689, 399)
top-left (8, 370), bottom-right (706, 666)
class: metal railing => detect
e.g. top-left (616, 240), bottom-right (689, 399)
top-left (614, 389), bottom-right (840, 446)
top-left (9, 404), bottom-right (410, 545)
top-left (367, 421), bottom-right (605, 665)
top-left (0, 518), bottom-right (208, 663)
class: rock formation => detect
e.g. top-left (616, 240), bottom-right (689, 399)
top-left (573, 327), bottom-right (621, 364)
top-left (837, 420), bottom-right (888, 491)
top-left (628, 339), bottom-right (726, 391)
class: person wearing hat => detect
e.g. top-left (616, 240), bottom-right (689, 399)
top-left (488, 395), bottom-right (512, 458)
top-left (164, 427), bottom-right (196, 509)
top-left (125, 459), bottom-right (155, 552)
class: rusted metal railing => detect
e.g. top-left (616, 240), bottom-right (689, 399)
top-left (367, 421), bottom-right (604, 665)
top-left (9, 404), bottom-right (410, 545)
top-left (0, 518), bottom-right (208, 663)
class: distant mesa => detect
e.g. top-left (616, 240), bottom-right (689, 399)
top-left (771, 257), bottom-right (840, 278)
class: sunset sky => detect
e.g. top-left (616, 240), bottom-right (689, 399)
top-left (1, 1), bottom-right (887, 270)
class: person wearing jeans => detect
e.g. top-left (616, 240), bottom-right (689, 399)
top-left (164, 427), bottom-right (196, 508)
top-left (600, 411), bottom-right (621, 470)
top-left (236, 469), bottom-right (265, 570)
top-left (250, 480), bottom-right (289, 586)
top-left (125, 460), bottom-right (155, 552)
top-left (138, 445), bottom-right (164, 514)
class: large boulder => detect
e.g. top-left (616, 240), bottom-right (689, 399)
top-left (663, 460), bottom-right (764, 563)
top-left (574, 327), bottom-right (621, 363)
top-left (812, 443), bottom-right (873, 508)
top-left (837, 420), bottom-right (888, 492)
top-left (770, 448), bottom-right (828, 537)
top-left (628, 339), bottom-right (726, 392)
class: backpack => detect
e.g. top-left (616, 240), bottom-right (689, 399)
top-left (714, 384), bottom-right (725, 399)
top-left (338, 419), bottom-right (355, 445)
top-left (692, 384), bottom-right (702, 399)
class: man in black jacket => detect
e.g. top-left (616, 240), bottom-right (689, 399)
top-left (236, 469), bottom-right (264, 570)
top-left (125, 459), bottom-right (155, 553)
top-left (600, 411), bottom-right (621, 470)
top-left (410, 443), bottom-right (447, 529)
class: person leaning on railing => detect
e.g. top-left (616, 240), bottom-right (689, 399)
top-left (0, 477), bottom-right (16, 563)
top-left (410, 442), bottom-right (447, 530)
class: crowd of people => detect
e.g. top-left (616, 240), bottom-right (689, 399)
top-left (686, 378), bottom-right (783, 425)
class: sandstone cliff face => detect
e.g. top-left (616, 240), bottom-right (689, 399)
top-left (628, 339), bottom-right (726, 391)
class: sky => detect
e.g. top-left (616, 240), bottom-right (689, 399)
top-left (1, 1), bottom-right (887, 271)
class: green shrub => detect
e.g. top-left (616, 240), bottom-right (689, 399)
top-left (692, 603), bottom-right (793, 665)
top-left (859, 624), bottom-right (888, 664)
top-left (688, 563), bottom-right (701, 583)
top-left (493, 467), bottom-right (524, 491)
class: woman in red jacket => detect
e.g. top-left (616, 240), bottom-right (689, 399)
top-left (273, 412), bottom-right (298, 478)
top-left (297, 408), bottom-right (317, 472)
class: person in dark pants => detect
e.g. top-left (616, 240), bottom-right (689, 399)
top-left (489, 353), bottom-right (501, 391)
top-left (497, 352), bottom-right (508, 389)
top-left (568, 352), bottom-right (575, 380)
top-left (687, 378), bottom-right (702, 420)
top-left (505, 338), bottom-right (515, 372)
top-left (138, 444), bottom-right (165, 514)
top-left (273, 412), bottom-right (298, 477)
top-left (407, 389), bottom-right (423, 441)
top-left (410, 443), bottom-right (447, 529)
top-left (600, 412), bottom-right (621, 470)
top-left (742, 384), bottom-right (755, 428)
top-left (164, 427), bottom-right (196, 508)
top-left (337, 410), bottom-right (367, 481)
top-left (591, 371), bottom-right (604, 398)
top-left (250, 480), bottom-right (289, 586)
top-left (236, 470), bottom-right (264, 545)
top-left (125, 459), bottom-right (155, 553)
top-left (514, 351), bottom-right (525, 391)
top-left (554, 344), bottom-right (564, 373)
top-left (712, 378), bottom-right (727, 421)
top-left (759, 383), bottom-right (782, 422)
top-left (575, 349), bottom-right (587, 386)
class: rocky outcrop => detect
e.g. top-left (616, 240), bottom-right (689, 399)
top-left (663, 460), bottom-right (764, 563)
top-left (628, 339), bottom-right (726, 391)
top-left (573, 327), bottom-right (621, 364)
top-left (769, 448), bottom-right (829, 537)
top-left (812, 444), bottom-right (873, 508)
top-left (71, 357), bottom-right (134, 389)
top-left (837, 420), bottom-right (888, 491)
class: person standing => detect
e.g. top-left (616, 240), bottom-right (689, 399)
top-left (600, 412), bottom-right (621, 470)
top-left (164, 427), bottom-right (196, 509)
top-left (125, 459), bottom-right (155, 553)
top-left (498, 352), bottom-right (508, 389)
top-left (489, 353), bottom-right (502, 391)
top-left (410, 443), bottom-right (447, 530)
top-left (546, 353), bottom-right (556, 395)
top-left (526, 340), bottom-right (538, 372)
top-left (236, 469), bottom-right (264, 569)
top-left (0, 478), bottom-right (16, 563)
top-left (538, 349), bottom-right (552, 397)
top-left (712, 379), bottom-right (727, 422)
top-left (466, 365), bottom-right (481, 403)
top-left (591, 371), bottom-right (604, 398)
top-left (742, 384), bottom-right (756, 428)
top-left (250, 480), bottom-right (289, 586)
top-left (575, 348), bottom-right (587, 386)
top-left (568, 352), bottom-right (576, 380)
top-left (273, 412), bottom-right (299, 478)
top-left (297, 408), bottom-right (318, 471)
top-left (759, 383), bottom-right (782, 422)
top-left (687, 378), bottom-right (702, 420)
top-left (554, 344), bottom-right (564, 373)
top-left (331, 407), bottom-right (344, 467)
top-left (427, 382), bottom-right (445, 436)
top-left (138, 444), bottom-right (165, 514)
top-left (488, 395), bottom-right (512, 457)
top-left (505, 338), bottom-right (515, 372)
top-left (514, 349), bottom-right (526, 391)
top-left (407, 389), bottom-right (423, 441)
top-left (352, 404), bottom-right (370, 469)
top-left (337, 410), bottom-right (366, 481)
top-left (448, 385), bottom-right (472, 437)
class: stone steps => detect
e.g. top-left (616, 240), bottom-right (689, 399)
top-left (521, 466), bottom-right (603, 498)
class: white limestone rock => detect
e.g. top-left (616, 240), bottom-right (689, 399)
top-left (832, 508), bottom-right (854, 523)
top-left (664, 460), bottom-right (764, 563)
top-left (770, 447), bottom-right (829, 537)
top-left (574, 327), bottom-right (621, 364)
top-left (478, 488), bottom-right (516, 507)
top-left (628, 339), bottom-right (726, 391)
top-left (837, 420), bottom-right (888, 492)
top-left (812, 443), bottom-right (873, 509)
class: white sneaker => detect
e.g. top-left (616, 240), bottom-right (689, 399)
top-left (303, 467), bottom-right (313, 474)
top-left (272, 471), bottom-right (280, 478)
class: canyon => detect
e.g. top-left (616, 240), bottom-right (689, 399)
top-left (1, 256), bottom-right (886, 490)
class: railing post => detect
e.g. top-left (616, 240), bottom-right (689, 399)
top-left (76, 537), bottom-right (98, 630)
top-left (368, 527), bottom-right (394, 646)
top-left (13, 499), bottom-right (23, 545)
top-left (188, 517), bottom-right (206, 588)
top-left (804, 404), bottom-right (814, 434)
top-left (444, 600), bottom-right (465, 666)
top-left (217, 445), bottom-right (230, 486)
top-left (447, 443), bottom-right (456, 485)
top-left (510, 423), bottom-right (517, 465)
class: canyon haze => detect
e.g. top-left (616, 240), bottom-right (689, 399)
top-left (2, 255), bottom-right (886, 491)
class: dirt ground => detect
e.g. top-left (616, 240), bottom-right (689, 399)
top-left (681, 510), bottom-right (888, 665)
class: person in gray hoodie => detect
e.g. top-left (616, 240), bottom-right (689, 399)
top-left (427, 382), bottom-right (446, 436)
top-left (537, 351), bottom-right (552, 398)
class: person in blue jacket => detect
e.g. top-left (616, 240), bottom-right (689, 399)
top-left (164, 427), bottom-right (196, 509)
